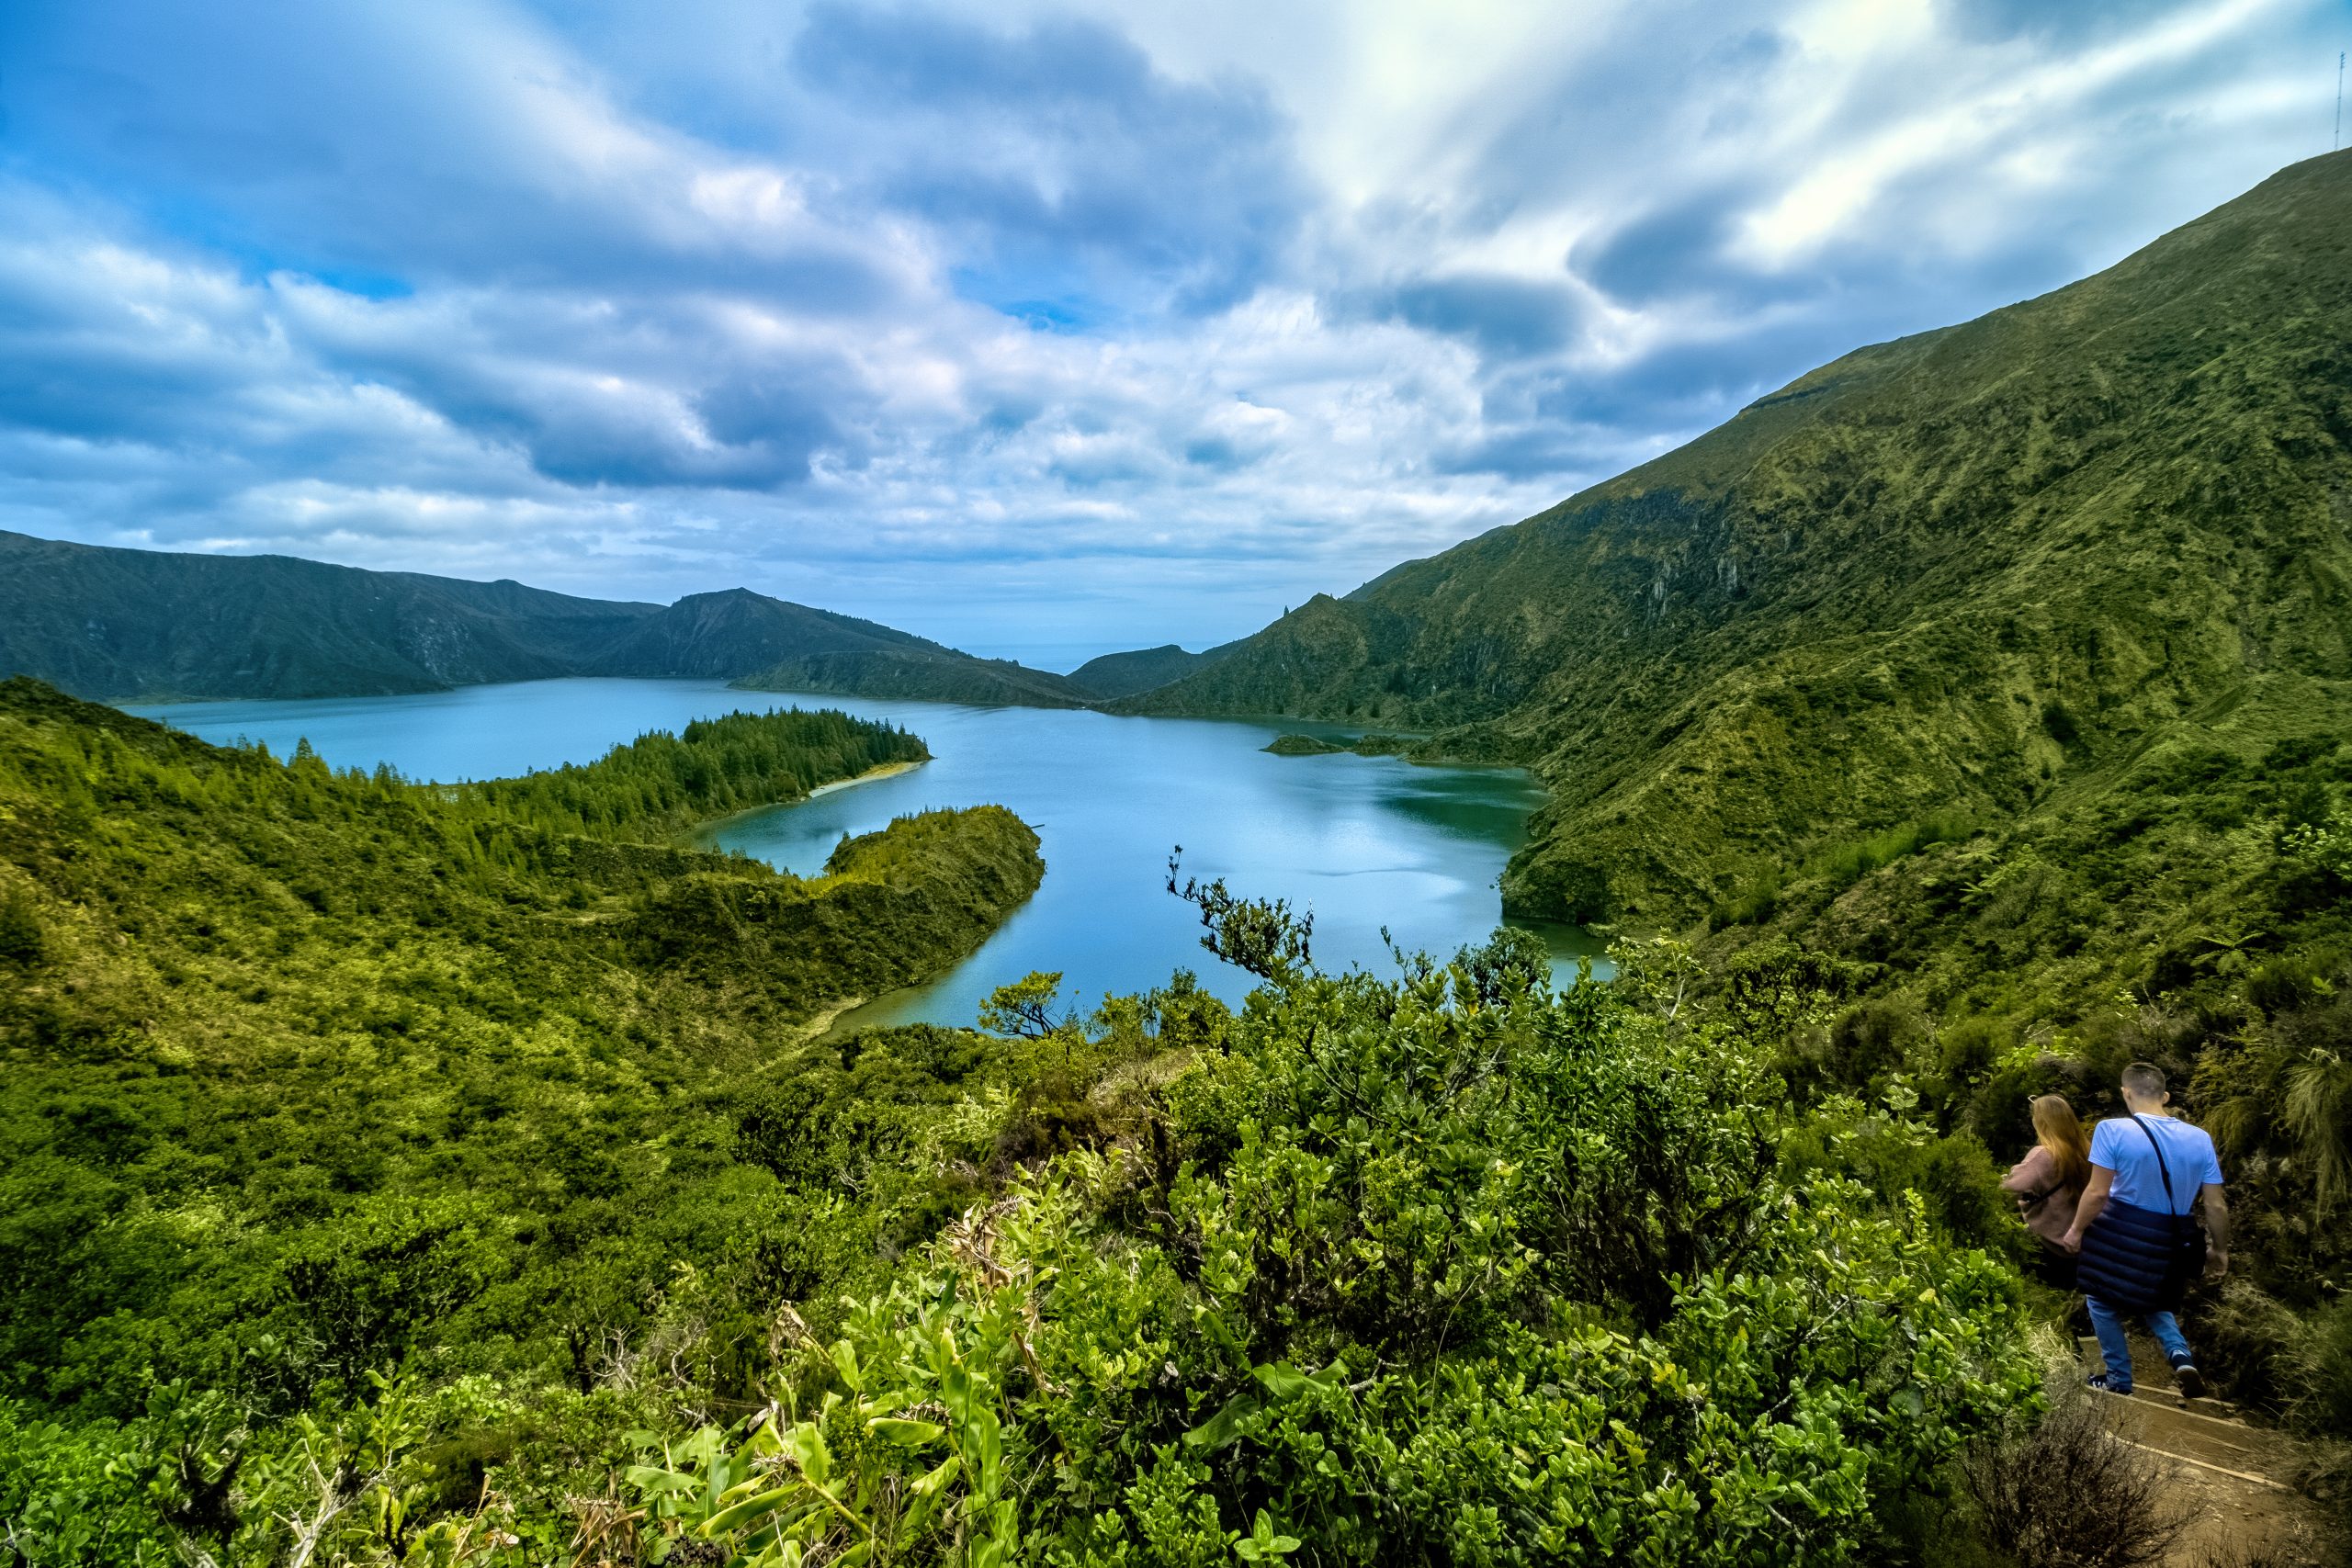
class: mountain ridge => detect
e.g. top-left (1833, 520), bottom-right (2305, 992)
top-left (0, 531), bottom-right (1099, 708)
top-left (1123, 149), bottom-right (2352, 925)
top-left (1064, 641), bottom-right (1237, 700)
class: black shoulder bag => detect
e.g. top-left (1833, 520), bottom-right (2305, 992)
top-left (2131, 1113), bottom-right (2211, 1292)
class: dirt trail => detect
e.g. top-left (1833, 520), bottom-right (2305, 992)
top-left (2078, 1335), bottom-right (2336, 1565)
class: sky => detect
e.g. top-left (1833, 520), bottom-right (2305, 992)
top-left (0, 0), bottom-right (2341, 668)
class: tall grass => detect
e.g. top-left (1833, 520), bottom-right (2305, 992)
top-left (1713, 809), bottom-right (1978, 928)
top-left (1814, 809), bottom-right (1978, 888)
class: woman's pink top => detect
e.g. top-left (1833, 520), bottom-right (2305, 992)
top-left (2002, 1145), bottom-right (2081, 1245)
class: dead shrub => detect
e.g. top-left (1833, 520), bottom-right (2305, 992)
top-left (1962, 1388), bottom-right (2189, 1568)
top-left (2194, 1540), bottom-right (2328, 1568)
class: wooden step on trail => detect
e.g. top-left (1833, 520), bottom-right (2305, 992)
top-left (2075, 1334), bottom-right (2240, 1417)
top-left (2072, 1332), bottom-right (2331, 1566)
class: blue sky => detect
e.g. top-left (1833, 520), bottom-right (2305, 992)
top-left (0, 0), bottom-right (2339, 666)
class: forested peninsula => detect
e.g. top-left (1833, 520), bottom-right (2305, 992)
top-left (0, 680), bottom-right (1056, 1552)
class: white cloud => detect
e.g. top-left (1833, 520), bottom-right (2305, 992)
top-left (0, 0), bottom-right (2336, 659)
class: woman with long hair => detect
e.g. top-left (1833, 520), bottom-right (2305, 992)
top-left (2004, 1093), bottom-right (2090, 1284)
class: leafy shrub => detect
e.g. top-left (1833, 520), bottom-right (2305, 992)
top-left (1938, 1015), bottom-right (2007, 1089)
top-left (0, 883), bottom-right (43, 964)
top-left (1826, 998), bottom-right (1928, 1088)
top-left (645, 919), bottom-right (2038, 1567)
top-left (0, 1401), bottom-right (169, 1564)
top-left (2247, 952), bottom-right (2334, 1014)
top-left (1813, 809), bottom-right (1979, 891)
top-left (1709, 865), bottom-right (1782, 928)
top-left (264, 1195), bottom-right (505, 1403)
top-left (2286, 1294), bottom-right (2352, 1439)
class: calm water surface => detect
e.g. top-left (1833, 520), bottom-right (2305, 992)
top-left (129, 679), bottom-right (1607, 1028)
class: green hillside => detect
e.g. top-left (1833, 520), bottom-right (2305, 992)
top-left (1125, 150), bottom-right (2352, 942)
top-left (583, 587), bottom-right (943, 681)
top-left (0, 680), bottom-right (1041, 1425)
top-left (1065, 641), bottom-right (1229, 699)
top-left (0, 529), bottom-right (662, 700)
top-left (0, 535), bottom-right (1098, 707)
top-left (741, 647), bottom-right (1095, 708)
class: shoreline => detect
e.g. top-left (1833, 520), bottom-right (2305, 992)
top-left (792, 993), bottom-right (871, 1044)
top-left (806, 758), bottom-right (924, 798)
top-left (691, 758), bottom-right (928, 840)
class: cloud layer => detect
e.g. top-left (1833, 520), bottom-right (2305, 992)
top-left (0, 0), bottom-right (2336, 662)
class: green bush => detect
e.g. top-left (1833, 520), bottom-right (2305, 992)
top-left (2290, 1293), bottom-right (2352, 1438)
top-left (644, 921), bottom-right (2037, 1567)
top-left (0, 883), bottom-right (42, 964)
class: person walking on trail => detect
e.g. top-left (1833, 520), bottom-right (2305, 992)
top-left (2003, 1094), bottom-right (2089, 1287)
top-left (2060, 1062), bottom-right (2230, 1398)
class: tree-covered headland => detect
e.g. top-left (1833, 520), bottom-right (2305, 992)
top-left (0, 678), bottom-right (1057, 1560)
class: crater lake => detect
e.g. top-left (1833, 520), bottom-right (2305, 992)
top-left (127, 678), bottom-right (1606, 1029)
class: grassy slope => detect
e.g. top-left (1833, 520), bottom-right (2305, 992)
top-left (1125, 152), bottom-right (2352, 937)
top-left (0, 679), bottom-right (1042, 1410)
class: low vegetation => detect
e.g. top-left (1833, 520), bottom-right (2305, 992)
top-left (2, 842), bottom-right (2047, 1562)
top-left (0, 679), bottom-right (1046, 1560)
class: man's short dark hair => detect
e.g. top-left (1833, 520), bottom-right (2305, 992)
top-left (2121, 1061), bottom-right (2167, 1099)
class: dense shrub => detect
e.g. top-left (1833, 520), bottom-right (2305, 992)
top-left (639, 916), bottom-right (2038, 1566)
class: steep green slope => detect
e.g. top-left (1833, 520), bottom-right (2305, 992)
top-left (0, 535), bottom-right (1100, 708)
top-left (0, 679), bottom-right (1042, 1414)
top-left (1127, 151), bottom-right (2352, 931)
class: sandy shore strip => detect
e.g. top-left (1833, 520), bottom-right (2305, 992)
top-left (806, 759), bottom-right (924, 798)
top-left (790, 993), bottom-right (869, 1044)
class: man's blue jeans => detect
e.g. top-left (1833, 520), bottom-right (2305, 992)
top-left (2086, 1295), bottom-right (2192, 1390)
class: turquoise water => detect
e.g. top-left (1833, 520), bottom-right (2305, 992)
top-left (128, 679), bottom-right (1607, 1029)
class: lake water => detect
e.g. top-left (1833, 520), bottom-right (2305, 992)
top-left (127, 679), bottom-right (1606, 1029)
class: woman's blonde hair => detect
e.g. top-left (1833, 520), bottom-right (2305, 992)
top-left (2031, 1094), bottom-right (2090, 1191)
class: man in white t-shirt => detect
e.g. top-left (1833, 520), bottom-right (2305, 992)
top-left (2061, 1062), bottom-right (2230, 1397)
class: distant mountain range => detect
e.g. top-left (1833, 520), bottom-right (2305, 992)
top-left (1063, 643), bottom-right (1234, 700)
top-left (1122, 149), bottom-right (2352, 923)
top-left (0, 531), bottom-right (1137, 707)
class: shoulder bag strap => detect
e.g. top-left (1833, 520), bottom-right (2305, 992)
top-left (2130, 1113), bottom-right (2181, 1214)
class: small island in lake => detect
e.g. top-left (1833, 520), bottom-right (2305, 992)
top-left (1264, 731), bottom-right (1418, 758)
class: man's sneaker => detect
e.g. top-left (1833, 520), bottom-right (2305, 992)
top-left (2086, 1372), bottom-right (2132, 1395)
top-left (2171, 1361), bottom-right (2206, 1401)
